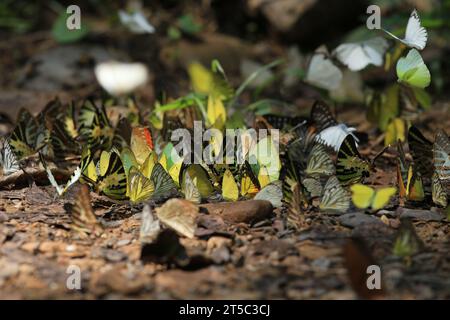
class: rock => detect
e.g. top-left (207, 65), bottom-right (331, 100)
top-left (397, 208), bottom-right (444, 222)
top-left (104, 250), bottom-right (127, 263)
top-left (116, 239), bottom-right (131, 247)
top-left (338, 212), bottom-right (383, 228)
top-left (0, 212), bottom-right (8, 223)
top-left (200, 200), bottom-right (273, 224)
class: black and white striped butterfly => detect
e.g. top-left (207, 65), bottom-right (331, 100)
top-left (0, 137), bottom-right (21, 176)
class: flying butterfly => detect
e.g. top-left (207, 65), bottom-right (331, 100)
top-left (319, 175), bottom-right (350, 214)
top-left (350, 184), bottom-right (397, 211)
top-left (336, 135), bottom-right (371, 185)
top-left (383, 9), bottom-right (428, 50)
top-left (69, 184), bottom-right (103, 237)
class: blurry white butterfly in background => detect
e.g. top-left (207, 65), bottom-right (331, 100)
top-left (95, 61), bottom-right (149, 96)
top-left (0, 138), bottom-right (20, 176)
top-left (305, 46), bottom-right (343, 91)
top-left (118, 10), bottom-right (155, 34)
top-left (333, 37), bottom-right (389, 71)
top-left (383, 9), bottom-right (427, 50)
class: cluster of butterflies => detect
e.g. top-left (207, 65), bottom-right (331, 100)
top-left (265, 100), bottom-right (449, 230)
top-left (304, 9), bottom-right (430, 91)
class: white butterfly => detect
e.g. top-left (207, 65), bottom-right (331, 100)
top-left (95, 61), bottom-right (148, 96)
top-left (118, 10), bottom-right (155, 34)
top-left (140, 204), bottom-right (161, 244)
top-left (0, 138), bottom-right (20, 176)
top-left (333, 37), bottom-right (389, 71)
top-left (383, 9), bottom-right (427, 50)
top-left (315, 124), bottom-right (359, 152)
top-left (305, 48), bottom-right (343, 91)
top-left (183, 172), bottom-right (201, 204)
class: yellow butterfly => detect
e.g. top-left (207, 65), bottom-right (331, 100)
top-left (222, 169), bottom-right (239, 201)
top-left (128, 166), bottom-right (155, 203)
top-left (350, 184), bottom-right (397, 210)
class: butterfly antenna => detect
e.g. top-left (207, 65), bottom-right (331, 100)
top-left (371, 145), bottom-right (390, 166)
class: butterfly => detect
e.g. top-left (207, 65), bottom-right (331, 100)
top-left (95, 149), bottom-right (128, 200)
top-left (284, 176), bottom-right (308, 230)
top-left (155, 198), bottom-right (198, 239)
top-left (433, 130), bottom-right (450, 182)
top-left (182, 171), bottom-right (201, 204)
top-left (432, 173), bottom-right (447, 207)
top-left (396, 49), bottom-right (430, 89)
top-left (128, 166), bottom-right (155, 203)
top-left (70, 184), bottom-right (103, 237)
top-left (333, 37), bottom-right (389, 71)
top-left (408, 125), bottom-right (433, 178)
top-left (0, 137), bottom-right (21, 176)
top-left (384, 118), bottom-right (406, 146)
top-left (304, 47), bottom-right (342, 91)
top-left (95, 61), bottom-right (149, 96)
top-left (397, 142), bottom-right (425, 202)
top-left (41, 99), bottom-right (80, 162)
top-left (248, 136), bottom-right (281, 186)
top-left (319, 175), bottom-right (350, 213)
top-left (305, 143), bottom-right (335, 177)
top-left (78, 100), bottom-right (115, 151)
top-left (131, 127), bottom-right (154, 165)
top-left (222, 168), bottom-right (239, 201)
top-left (311, 100), bottom-right (358, 152)
top-left (350, 184), bottom-right (396, 211)
top-left (254, 180), bottom-right (283, 208)
top-left (383, 9), bottom-right (427, 50)
top-left (40, 153), bottom-right (82, 196)
top-left (140, 204), bottom-right (161, 244)
top-left (8, 108), bottom-right (41, 160)
top-left (118, 9), bottom-right (155, 34)
top-left (336, 135), bottom-right (371, 185)
top-left (150, 163), bottom-right (178, 202)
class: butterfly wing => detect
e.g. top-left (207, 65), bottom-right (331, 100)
top-left (254, 180), bottom-right (283, 208)
top-left (183, 172), bottom-right (201, 204)
top-left (432, 173), bottom-right (447, 207)
top-left (403, 9), bottom-right (427, 50)
top-left (0, 138), bottom-right (20, 175)
top-left (408, 125), bottom-right (433, 178)
top-left (310, 100), bottom-right (337, 131)
top-left (128, 166), bottom-right (155, 203)
top-left (150, 163), bottom-right (178, 201)
top-left (70, 184), bottom-right (103, 237)
top-left (433, 130), bottom-right (450, 182)
top-left (336, 135), bottom-right (370, 185)
top-left (96, 150), bottom-right (128, 200)
top-left (320, 176), bottom-right (350, 213)
top-left (131, 127), bottom-right (153, 164)
top-left (305, 143), bottom-right (335, 177)
top-left (396, 49), bottom-right (430, 88)
top-left (222, 168), bottom-right (239, 201)
top-left (305, 53), bottom-right (342, 91)
top-left (372, 187), bottom-right (397, 210)
top-left (350, 184), bottom-right (375, 209)
top-left (9, 108), bottom-right (39, 160)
